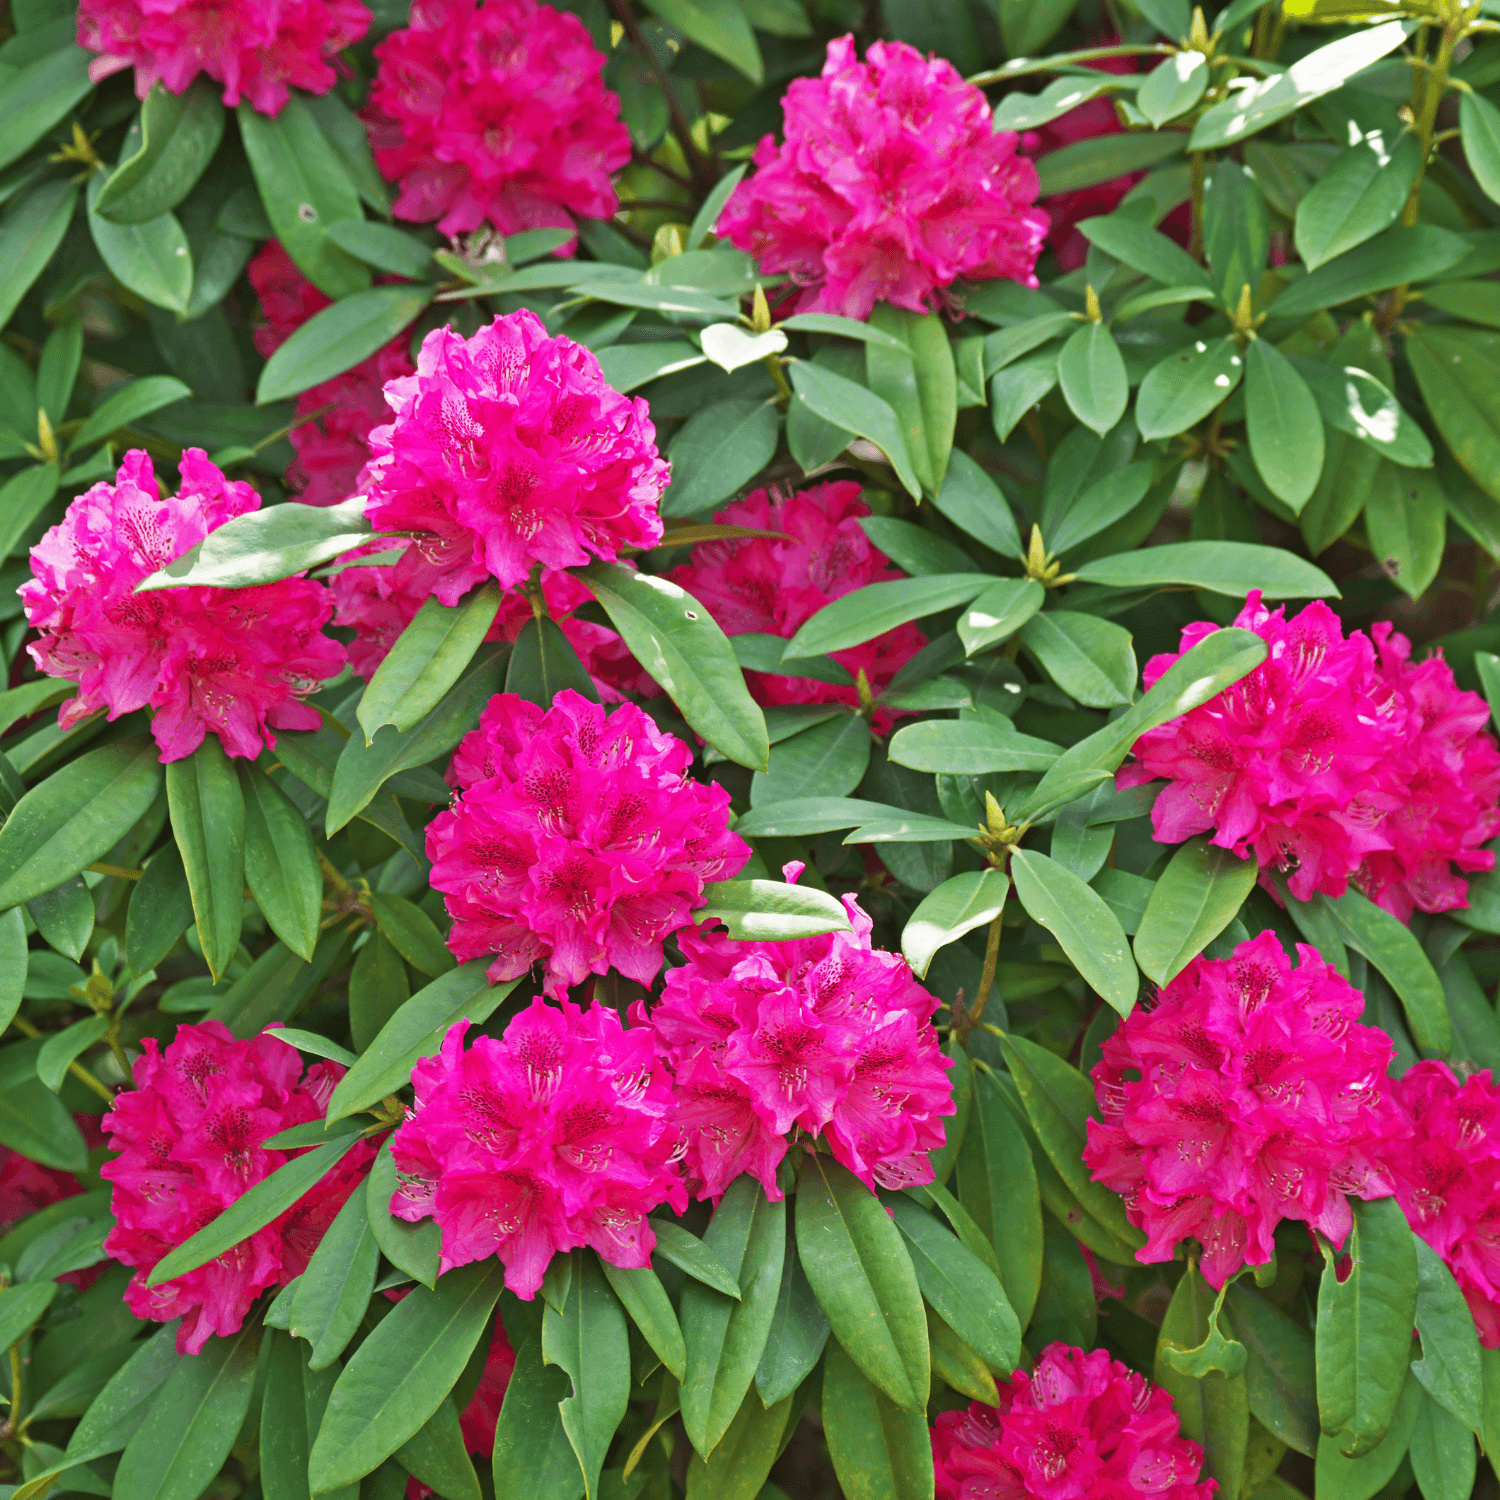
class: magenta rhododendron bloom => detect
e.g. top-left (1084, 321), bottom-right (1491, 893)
top-left (931, 1343), bottom-right (1214, 1500)
top-left (1386, 1061), bottom-right (1500, 1347)
top-left (77, 0), bottom-right (368, 114)
top-left (387, 1008), bottom-right (685, 1298)
top-left (644, 872), bottom-right (953, 1199)
top-left (716, 35), bottom-right (1047, 320)
top-left (249, 242), bottom-right (417, 508)
top-left (1120, 591), bottom-right (1500, 916)
top-left (362, 311), bottom-right (668, 593)
top-left (669, 481), bottom-right (927, 728)
top-left (21, 450), bottom-right (344, 763)
top-left (100, 1022), bottom-right (376, 1354)
top-left (428, 691), bottom-right (747, 996)
top-left (365, 0), bottom-right (630, 241)
top-left (1083, 932), bottom-right (1408, 1288)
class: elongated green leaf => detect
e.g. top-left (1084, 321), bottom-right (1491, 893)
top-left (1020, 610), bottom-right (1136, 709)
top-left (993, 75), bottom-right (1128, 132)
top-left (0, 1040), bottom-right (86, 1171)
top-left (1412, 1236), bottom-right (1484, 1438)
top-left (788, 360), bottom-right (921, 498)
top-left (1462, 90), bottom-right (1500, 207)
top-left (1224, 1283), bottom-right (1318, 1457)
top-left (962, 1075), bottom-right (1043, 1326)
top-left (1289, 357), bottom-right (1432, 468)
top-left (491, 1333), bottom-right (581, 1500)
top-left (1036, 131), bottom-right (1186, 194)
top-left (86, 171), bottom-right (192, 314)
top-left (889, 720), bottom-right (1059, 776)
top-left (650, 1219), bottom-right (741, 1299)
top-left (71, 375), bottom-right (193, 453)
top-left (369, 893), bottom-right (453, 979)
top-left (0, 908), bottom-right (24, 1037)
top-left (901, 869), bottom-right (1008, 979)
top-left (1271, 226), bottom-right (1468, 321)
top-left (684, 1383), bottom-right (794, 1500)
top-left (662, 399), bottom-right (780, 518)
top-left (1049, 465), bottom-right (1155, 557)
top-left (821, 1339), bottom-right (935, 1500)
top-left (866, 304), bottom-right (957, 492)
top-left (579, 560), bottom-right (769, 771)
top-left (165, 737), bottom-right (245, 983)
top-left (1134, 836), bottom-right (1258, 986)
top-left (0, 737), bottom-right (162, 910)
top-left (1138, 49), bottom-right (1208, 125)
top-left (1411, 1386), bottom-right (1476, 1500)
top-left (0, 181), bottom-right (80, 332)
top-left (1136, 337), bottom-right (1244, 441)
top-left (0, 465), bottom-right (61, 562)
top-left (599, 1261), bottom-right (686, 1381)
top-left (36, 1015), bottom-right (107, 1093)
top-left (1315, 1370), bottom-right (1422, 1500)
top-left (1246, 340), bottom-right (1324, 512)
top-left (794, 1153), bottom-right (928, 1411)
top-left (95, 80), bottom-right (224, 225)
top-left (959, 578), bottom-right (1045, 655)
top-left (785, 574), bottom-right (992, 659)
top-left (0, 1280), bottom-right (57, 1350)
top-left (290, 1187), bottom-right (379, 1371)
top-left (0, 45), bottom-right (95, 177)
top-left (1295, 133), bottom-right (1421, 269)
top-left (241, 764), bottom-right (320, 961)
top-left (1073, 541), bottom-right (1336, 599)
top-left (1059, 322), bottom-right (1129, 436)
top-left (504, 617), bottom-right (597, 708)
top-left (1365, 460), bottom-right (1445, 600)
top-left (366, 1140), bottom-right (442, 1290)
top-left (261, 1330), bottom-right (315, 1500)
top-left (65, 1324), bottom-right (181, 1465)
top-left (754, 1230), bottom-right (828, 1407)
top-left (396, 1399), bottom-right (481, 1500)
top-left (693, 879), bottom-right (851, 941)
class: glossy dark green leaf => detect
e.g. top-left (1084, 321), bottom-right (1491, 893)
top-left (366, 1140), bottom-right (442, 1290)
top-left (598, 1261), bottom-right (686, 1381)
top-left (820, 1338), bottom-right (935, 1500)
top-left (0, 907), bottom-right (24, 1036)
top-left (1225, 1283), bottom-right (1319, 1457)
top-left (650, 1219), bottom-right (741, 1299)
top-left (661, 398), bottom-right (781, 518)
top-left (165, 736), bottom-right (245, 982)
top-left (350, 929), bottom-right (411, 1054)
top-left (866, 304), bottom-right (957, 493)
top-left (1136, 336), bottom-right (1244, 442)
top-left (0, 736), bottom-right (162, 910)
top-left (1035, 131), bottom-right (1185, 194)
top-left (1412, 1237), bottom-right (1484, 1437)
top-left (858, 518), bottom-right (974, 578)
top-left (241, 763), bottom-right (321, 962)
top-left (0, 180), bottom-right (79, 331)
top-left (1049, 464), bottom-right (1155, 557)
top-left (1078, 213), bottom-right (1213, 291)
top-left (901, 868), bottom-right (1008, 979)
top-left (261, 1329), bottom-right (315, 1500)
top-left (123, 840), bottom-right (190, 973)
top-left (1314, 1369), bottom-right (1421, 1500)
top-left (888, 720), bottom-right (1058, 776)
top-left (491, 1332), bottom-right (582, 1500)
top-left (95, 80), bottom-right (224, 224)
top-left (369, 893), bottom-right (453, 979)
top-left (36, 1014), bottom-right (107, 1092)
top-left (26, 874), bottom-right (92, 961)
top-left (395, 1398), bottom-right (481, 1500)
top-left (751, 712), bottom-right (870, 804)
top-left (958, 578), bottom-right (1045, 655)
top-left (290, 1184), bottom-right (379, 1370)
top-left (325, 220), bottom-right (434, 279)
top-left (0, 1040), bottom-right (86, 1170)
top-left (71, 375), bottom-right (192, 453)
top-left (684, 1382), bottom-right (795, 1500)
top-left (1134, 836), bottom-right (1258, 986)
top-left (754, 1228), bottom-right (828, 1407)
top-left (1073, 541), bottom-right (1336, 600)
top-left (1316, 1196), bottom-right (1420, 1457)
top-left (1271, 226), bottom-right (1468, 321)
top-left (65, 1324), bottom-right (181, 1465)
top-left (504, 616), bottom-right (598, 708)
top-left (788, 360), bottom-right (921, 498)
top-left (1364, 460), bottom-right (1445, 600)
top-left (578, 560), bottom-right (769, 771)
top-left (1058, 322), bottom-right (1129, 436)
top-left (1246, 340), bottom-right (1324, 512)
top-left (1289, 357), bottom-right (1432, 468)
top-left (87, 172), bottom-right (192, 314)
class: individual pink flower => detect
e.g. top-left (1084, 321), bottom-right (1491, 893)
top-left (100, 1022), bottom-right (376, 1354)
top-left (931, 1343), bottom-right (1214, 1500)
top-left (644, 869), bottom-right (953, 1199)
top-left (365, 0), bottom-right (630, 241)
top-left (77, 0), bottom-right (368, 115)
top-left (1083, 932), bottom-right (1408, 1288)
top-left (21, 450), bottom-right (345, 762)
top-left (1385, 1061), bottom-right (1500, 1348)
top-left (249, 242), bottom-right (417, 508)
top-left (427, 691), bottom-right (748, 997)
top-left (716, 35), bottom-right (1048, 320)
top-left (330, 539), bottom-right (656, 701)
top-left (387, 1007), bottom-right (686, 1299)
top-left (361, 311), bottom-right (668, 593)
top-left (669, 481), bottom-right (927, 730)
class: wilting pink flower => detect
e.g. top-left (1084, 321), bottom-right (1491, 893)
top-left (717, 35), bottom-right (1047, 320)
top-left (428, 691), bottom-right (747, 996)
top-left (77, 0), bottom-right (368, 115)
top-left (362, 311), bottom-right (668, 593)
top-left (669, 481), bottom-right (926, 729)
top-left (644, 871), bottom-right (953, 1199)
top-left (100, 1022), bottom-right (375, 1354)
top-left (932, 1343), bottom-right (1214, 1500)
top-left (1121, 592), bottom-right (1500, 917)
top-left (1385, 1061), bottom-right (1500, 1348)
top-left (1084, 932), bottom-right (1408, 1288)
top-left (249, 242), bottom-right (417, 508)
top-left (330, 539), bottom-right (655, 701)
top-left (21, 450), bottom-right (344, 762)
top-left (388, 1007), bottom-right (685, 1299)
top-left (365, 0), bottom-right (630, 241)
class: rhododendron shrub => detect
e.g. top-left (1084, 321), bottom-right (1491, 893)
top-left (716, 35), bottom-right (1047, 318)
top-left (931, 1344), bottom-right (1214, 1500)
top-left (100, 1022), bottom-right (375, 1353)
top-left (387, 1007), bottom-right (684, 1296)
top-left (20, 449), bottom-right (343, 761)
top-left (1084, 932), bottom-right (1407, 1287)
top-left (365, 0), bottom-right (630, 241)
top-left (428, 691), bottom-right (747, 995)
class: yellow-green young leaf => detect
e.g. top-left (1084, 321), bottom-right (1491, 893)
top-left (866, 304), bottom-right (958, 493)
top-left (165, 737), bottom-right (245, 983)
top-left (1364, 460), bottom-right (1446, 600)
top-left (1246, 340), bottom-right (1324, 513)
top-left (1133, 836), bottom-right (1258, 986)
top-left (1058, 322), bottom-right (1129, 436)
top-left (94, 79), bottom-right (225, 225)
top-left (820, 1339), bottom-right (935, 1500)
top-left (1462, 91), bottom-right (1500, 207)
top-left (1136, 336), bottom-right (1244, 442)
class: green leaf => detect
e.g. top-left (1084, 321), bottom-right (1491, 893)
top-left (992, 75), bottom-right (1128, 132)
top-left (578, 560), bottom-right (769, 771)
top-left (730, 797), bottom-right (899, 838)
top-left (1058, 322), bottom-right (1129, 436)
top-left (777, 313), bottom-right (907, 351)
top-left (95, 80), bottom-right (224, 224)
top-left (1270, 225), bottom-right (1468, 321)
top-left (1133, 835), bottom-right (1258, 986)
top-left (0, 1280), bottom-right (57, 1350)
top-left (139, 493), bottom-right (372, 590)
top-left (0, 44), bottom-right (94, 177)
top-left (350, 927), bottom-right (411, 1053)
top-left (1364, 460), bottom-right (1445, 599)
top-left (820, 1338), bottom-right (935, 1500)
top-left (1288, 357), bottom-right (1432, 467)
top-left (0, 180), bottom-right (79, 332)
top-left (958, 578), bottom-right (1046, 655)
top-left (599, 1261), bottom-right (686, 1381)
top-left (0, 465), bottom-right (61, 562)
top-left (591, 341), bottom-right (705, 392)
top-left (327, 964), bottom-right (512, 1122)
top-left (36, 1015), bottom-right (107, 1093)
top-left (1320, 886), bottom-right (1451, 1055)
top-left (1073, 541), bottom-right (1337, 599)
top-left (366, 1140), bottom-right (442, 1290)
top-left (1035, 132), bottom-right (1186, 195)
top-left (0, 737), bottom-right (162, 910)
top-left (926, 449), bottom-right (1025, 560)
top-left (680, 1176), bottom-right (785, 1456)
top-left (858, 518), bottom-right (974, 578)
top-left (309, 1262), bottom-right (506, 1493)
top-left (1019, 610), bottom-right (1136, 709)
top-left (794, 1153), bottom-right (928, 1410)
top-left (1412, 1236), bottom-right (1484, 1438)
top-left (1411, 1386), bottom-right (1476, 1500)
top-left (640, 0), bottom-right (763, 82)
top-left (963, 1073), bottom-right (1044, 1327)
top-left (1245, 340), bottom-right (1324, 512)
top-left (358, 585), bottom-right (502, 743)
top-left (1205, 159), bottom-right (1270, 310)
top-left (0, 908), bottom-right (24, 1036)
top-left (396, 1400), bottom-right (480, 1500)
top-left (261, 1332), bottom-right (318, 1500)
top-left (1316, 1196), bottom-right (1420, 1457)
top-left (1136, 336), bottom-right (1244, 442)
top-left (866, 305), bottom-right (957, 493)
top-left (325, 220), bottom-right (436, 280)
top-left (684, 1383), bottom-right (795, 1500)
top-left (238, 98), bottom-right (369, 299)
top-left (1050, 464), bottom-right (1155, 556)
top-left (268, 1029), bottom-right (356, 1068)
top-left (661, 399), bottom-right (781, 518)
top-left (1294, 133), bottom-right (1421, 269)
top-left (241, 764), bottom-right (320, 962)
top-left (1315, 1371), bottom-right (1422, 1500)
top-left (1077, 213), bottom-right (1213, 291)
top-left (888, 720), bottom-right (1059, 776)
top-left (62, 1324), bottom-right (181, 1468)
top-left (165, 737), bottom-right (245, 983)
top-left (370, 893), bottom-right (453, 980)
top-left (257, 285), bottom-right (433, 405)
top-left (1225, 1283), bottom-right (1319, 1458)
top-left (148, 1136), bottom-right (364, 1285)
top-left (901, 869), bottom-right (1008, 979)
top-left (754, 1232), bottom-right (828, 1406)
top-left (71, 375), bottom-right (191, 453)
top-left (87, 172), bottom-right (192, 315)
top-left (504, 616), bottom-right (597, 708)
top-left (1462, 90), bottom-right (1500, 207)
top-left (784, 574), bottom-right (991, 661)
top-left (27, 876), bottom-right (93, 963)
top-left (788, 360), bottom-right (921, 498)
top-left (491, 1333), bottom-right (581, 1500)
top-left (1138, 49), bottom-right (1209, 125)
top-left (290, 1186), bottom-right (379, 1371)
top-left (694, 878), bottom-right (851, 941)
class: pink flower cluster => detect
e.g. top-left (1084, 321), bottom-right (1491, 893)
top-left (931, 1343), bottom-right (1214, 1500)
top-left (1120, 592), bottom-right (1500, 920)
top-left (387, 1007), bottom-right (685, 1298)
top-left (331, 540), bottom-right (654, 701)
top-left (21, 450), bottom-right (344, 763)
top-left (249, 242), bottom-right (417, 509)
top-left (644, 873), bottom-right (953, 1199)
top-left (365, 0), bottom-right (630, 241)
top-left (0, 1114), bottom-right (106, 1229)
top-left (363, 311), bottom-right (668, 593)
top-left (1084, 932), bottom-right (1407, 1288)
top-left (670, 481), bottom-right (927, 730)
top-left (717, 36), bottom-right (1047, 320)
top-left (77, 0), bottom-right (367, 115)
top-left (100, 1022), bottom-right (375, 1354)
top-left (1386, 1062), bottom-right (1500, 1348)
top-left (428, 691), bottom-right (748, 996)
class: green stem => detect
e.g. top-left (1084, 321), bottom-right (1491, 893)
top-left (964, 915), bottom-right (1004, 1039)
top-left (1189, 151), bottom-right (1207, 261)
top-left (9, 1016), bottom-right (114, 1105)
